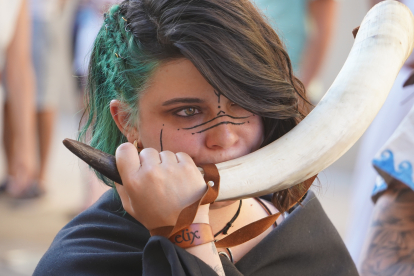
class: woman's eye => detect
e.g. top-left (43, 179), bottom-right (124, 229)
top-left (176, 107), bottom-right (200, 117)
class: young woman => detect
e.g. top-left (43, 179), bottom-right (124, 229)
top-left (34, 0), bottom-right (358, 275)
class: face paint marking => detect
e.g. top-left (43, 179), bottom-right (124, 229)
top-left (195, 121), bottom-right (245, 134)
top-left (160, 129), bottom-right (164, 151)
top-left (216, 110), bottom-right (225, 116)
top-left (182, 114), bottom-right (250, 130)
top-left (214, 90), bottom-right (221, 104)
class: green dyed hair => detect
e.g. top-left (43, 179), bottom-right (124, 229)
top-left (80, 0), bottom-right (311, 209)
top-left (79, 4), bottom-right (159, 185)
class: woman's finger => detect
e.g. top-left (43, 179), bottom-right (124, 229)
top-left (139, 148), bottom-right (161, 166)
top-left (176, 152), bottom-right (196, 165)
top-left (159, 150), bottom-right (178, 164)
top-left (115, 142), bottom-right (141, 184)
top-left (176, 152), bottom-right (205, 186)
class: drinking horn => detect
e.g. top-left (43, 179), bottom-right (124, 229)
top-left (64, 1), bottom-right (414, 201)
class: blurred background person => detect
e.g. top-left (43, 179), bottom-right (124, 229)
top-left (254, 0), bottom-right (337, 101)
top-left (28, 0), bottom-right (59, 196)
top-left (73, 0), bottom-right (106, 99)
top-left (0, 0), bottom-right (37, 198)
top-left (2, 0), bottom-right (79, 199)
top-left (345, 0), bottom-right (414, 269)
top-left (359, 103), bottom-right (414, 275)
top-left (73, 0), bottom-right (119, 98)
top-left (72, 0), bottom-right (121, 209)
top-left (30, 0), bottom-right (79, 195)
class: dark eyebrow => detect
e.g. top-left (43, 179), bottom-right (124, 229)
top-left (162, 97), bottom-right (204, 106)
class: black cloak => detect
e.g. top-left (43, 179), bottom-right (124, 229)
top-left (34, 190), bottom-right (358, 276)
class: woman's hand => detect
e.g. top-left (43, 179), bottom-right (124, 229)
top-left (115, 143), bottom-right (207, 230)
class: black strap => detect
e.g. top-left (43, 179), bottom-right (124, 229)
top-left (214, 200), bottom-right (242, 237)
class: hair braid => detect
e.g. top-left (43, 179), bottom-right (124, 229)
top-left (80, 4), bottom-right (158, 186)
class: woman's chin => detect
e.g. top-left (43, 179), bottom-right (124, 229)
top-left (209, 200), bottom-right (238, 210)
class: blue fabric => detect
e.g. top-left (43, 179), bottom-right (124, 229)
top-left (371, 104), bottom-right (414, 200)
top-left (373, 150), bottom-right (414, 191)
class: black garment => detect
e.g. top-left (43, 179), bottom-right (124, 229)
top-left (34, 190), bottom-right (358, 276)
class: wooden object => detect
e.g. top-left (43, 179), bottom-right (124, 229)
top-left (63, 138), bottom-right (122, 184)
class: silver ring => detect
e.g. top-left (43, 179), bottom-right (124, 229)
top-left (227, 247), bottom-right (234, 263)
top-left (125, 23), bottom-right (131, 32)
top-left (218, 251), bottom-right (230, 261)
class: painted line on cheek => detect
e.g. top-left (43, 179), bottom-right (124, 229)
top-left (160, 129), bottom-right (163, 152)
top-left (214, 90), bottom-right (221, 104)
top-left (182, 114), bottom-right (250, 130)
top-left (194, 121), bottom-right (246, 134)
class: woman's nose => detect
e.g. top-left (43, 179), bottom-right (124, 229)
top-left (204, 121), bottom-right (239, 150)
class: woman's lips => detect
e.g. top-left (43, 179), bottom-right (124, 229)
top-left (193, 152), bottom-right (249, 165)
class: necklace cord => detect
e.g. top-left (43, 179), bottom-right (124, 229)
top-left (214, 200), bottom-right (242, 237)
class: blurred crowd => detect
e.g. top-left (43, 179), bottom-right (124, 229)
top-left (0, 0), bottom-right (120, 204)
top-left (1, 0), bottom-right (414, 275)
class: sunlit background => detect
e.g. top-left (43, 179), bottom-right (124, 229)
top-left (0, 0), bottom-right (405, 275)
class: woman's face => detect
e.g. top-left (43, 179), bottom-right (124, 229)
top-left (125, 59), bottom-right (264, 165)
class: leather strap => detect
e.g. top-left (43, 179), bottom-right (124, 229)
top-left (215, 212), bottom-right (281, 248)
top-left (200, 164), bottom-right (220, 204)
top-left (169, 223), bottom-right (214, 248)
top-left (150, 164), bottom-right (220, 237)
top-left (151, 163), bottom-right (317, 249)
top-left (215, 175), bottom-right (318, 248)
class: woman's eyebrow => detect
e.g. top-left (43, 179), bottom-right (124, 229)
top-left (162, 97), bottom-right (204, 106)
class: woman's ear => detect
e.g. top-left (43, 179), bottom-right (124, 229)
top-left (110, 100), bottom-right (140, 144)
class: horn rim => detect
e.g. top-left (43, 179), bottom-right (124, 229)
top-left (215, 0), bottom-right (414, 201)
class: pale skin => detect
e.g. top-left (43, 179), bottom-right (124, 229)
top-left (110, 59), bottom-right (281, 273)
